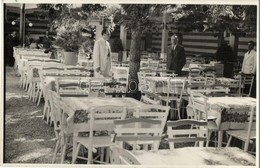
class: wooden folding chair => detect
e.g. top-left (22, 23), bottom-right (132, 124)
top-left (72, 106), bottom-right (127, 164)
top-left (189, 92), bottom-right (218, 147)
top-left (226, 106), bottom-right (256, 153)
top-left (167, 119), bottom-right (209, 149)
top-left (238, 73), bottom-right (255, 97)
top-left (160, 78), bottom-right (186, 120)
top-left (134, 105), bottom-right (170, 137)
top-left (114, 118), bottom-right (162, 151)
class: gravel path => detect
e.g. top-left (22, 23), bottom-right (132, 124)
top-left (4, 66), bottom-right (56, 163)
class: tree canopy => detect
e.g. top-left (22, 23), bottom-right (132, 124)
top-left (172, 5), bottom-right (256, 35)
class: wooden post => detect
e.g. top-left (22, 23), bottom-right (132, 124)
top-left (161, 12), bottom-right (169, 54)
top-left (120, 25), bottom-right (127, 50)
top-left (19, 4), bottom-right (25, 46)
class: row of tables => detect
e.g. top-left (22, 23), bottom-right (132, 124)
top-left (13, 48), bottom-right (256, 166)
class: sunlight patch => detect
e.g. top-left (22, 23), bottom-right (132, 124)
top-left (28, 110), bottom-right (41, 115)
top-left (29, 115), bottom-right (43, 119)
top-left (14, 138), bottom-right (45, 142)
top-left (5, 92), bottom-right (28, 101)
top-left (12, 148), bottom-right (52, 162)
top-left (14, 138), bottom-right (26, 142)
top-left (6, 115), bottom-right (21, 124)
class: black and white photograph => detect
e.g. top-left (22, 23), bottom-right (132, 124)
top-left (1, 1), bottom-right (258, 167)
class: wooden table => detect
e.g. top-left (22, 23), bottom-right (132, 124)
top-left (193, 96), bottom-right (256, 147)
top-left (216, 77), bottom-right (239, 88)
top-left (145, 76), bottom-right (186, 93)
top-left (61, 97), bottom-right (148, 122)
top-left (131, 147), bottom-right (256, 166)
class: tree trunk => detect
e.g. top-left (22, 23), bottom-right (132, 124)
top-left (233, 33), bottom-right (239, 62)
top-left (217, 31), bottom-right (224, 47)
top-left (128, 28), bottom-right (142, 99)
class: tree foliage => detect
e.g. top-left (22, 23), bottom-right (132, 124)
top-left (173, 5), bottom-right (256, 35)
top-left (116, 4), bottom-right (175, 33)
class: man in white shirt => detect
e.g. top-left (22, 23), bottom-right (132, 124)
top-left (241, 41), bottom-right (256, 98)
top-left (241, 41), bottom-right (256, 74)
top-left (93, 28), bottom-right (112, 77)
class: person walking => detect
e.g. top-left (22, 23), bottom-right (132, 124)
top-left (93, 28), bottom-right (112, 77)
top-left (166, 35), bottom-right (186, 76)
top-left (5, 31), bottom-right (19, 66)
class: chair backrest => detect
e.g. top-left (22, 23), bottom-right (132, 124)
top-left (239, 74), bottom-right (255, 97)
top-left (189, 67), bottom-right (202, 77)
top-left (204, 72), bottom-right (216, 85)
top-left (140, 60), bottom-right (149, 68)
top-left (55, 77), bottom-right (89, 97)
top-left (167, 119), bottom-right (208, 149)
top-left (114, 118), bottom-right (162, 150)
top-left (148, 60), bottom-right (159, 70)
top-left (140, 91), bottom-right (161, 105)
top-left (166, 78), bottom-right (186, 106)
top-left (110, 146), bottom-right (141, 165)
top-left (113, 68), bottom-right (129, 84)
top-left (89, 77), bottom-right (106, 97)
top-left (63, 67), bottom-right (92, 77)
top-left (60, 104), bottom-right (127, 136)
top-left (189, 92), bottom-right (209, 120)
top-left (189, 84), bottom-right (230, 97)
top-left (134, 105), bottom-right (170, 135)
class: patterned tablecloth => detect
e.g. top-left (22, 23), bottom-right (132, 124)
top-left (132, 147), bottom-right (255, 166)
top-left (145, 76), bottom-right (186, 93)
top-left (216, 77), bottom-right (239, 88)
top-left (61, 97), bottom-right (148, 123)
top-left (193, 97), bottom-right (256, 130)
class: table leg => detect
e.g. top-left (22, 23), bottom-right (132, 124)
top-left (218, 131), bottom-right (223, 147)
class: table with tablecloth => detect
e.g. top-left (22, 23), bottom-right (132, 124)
top-left (145, 76), bottom-right (187, 93)
top-left (131, 147), bottom-right (255, 166)
top-left (191, 96), bottom-right (256, 147)
top-left (60, 97), bottom-right (149, 123)
top-left (216, 77), bottom-right (239, 88)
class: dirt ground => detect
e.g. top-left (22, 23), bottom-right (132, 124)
top-left (4, 66), bottom-right (56, 163)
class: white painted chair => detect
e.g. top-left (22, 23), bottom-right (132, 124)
top-left (226, 106), bottom-right (256, 153)
top-left (72, 106), bottom-right (127, 164)
top-left (113, 118), bottom-right (162, 151)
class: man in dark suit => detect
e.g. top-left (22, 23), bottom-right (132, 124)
top-left (167, 35), bottom-right (186, 76)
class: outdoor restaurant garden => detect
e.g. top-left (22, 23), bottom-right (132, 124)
top-left (3, 3), bottom-right (257, 166)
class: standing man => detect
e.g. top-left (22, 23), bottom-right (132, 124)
top-left (241, 41), bottom-right (256, 75)
top-left (215, 41), bottom-right (234, 78)
top-left (5, 31), bottom-right (19, 66)
top-left (42, 31), bottom-right (52, 49)
top-left (241, 41), bottom-right (256, 98)
top-left (93, 28), bottom-right (112, 77)
top-left (25, 32), bottom-right (31, 48)
top-left (167, 35), bottom-right (186, 76)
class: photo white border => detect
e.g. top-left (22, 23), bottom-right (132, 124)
top-left (1, 0), bottom-right (259, 168)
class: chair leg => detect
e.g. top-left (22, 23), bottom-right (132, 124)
top-left (226, 135), bottom-right (232, 147)
top-left (60, 137), bottom-right (68, 164)
top-left (105, 147), bottom-right (110, 163)
top-left (52, 135), bottom-right (61, 163)
top-left (37, 88), bottom-right (42, 106)
top-left (43, 101), bottom-right (48, 120)
top-left (100, 148), bottom-right (105, 163)
top-left (87, 147), bottom-right (93, 164)
top-left (72, 142), bottom-right (81, 164)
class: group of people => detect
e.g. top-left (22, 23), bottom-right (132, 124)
top-left (4, 28), bottom-right (256, 97)
top-left (92, 28), bottom-right (256, 97)
top-left (4, 30), bottom-right (53, 66)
